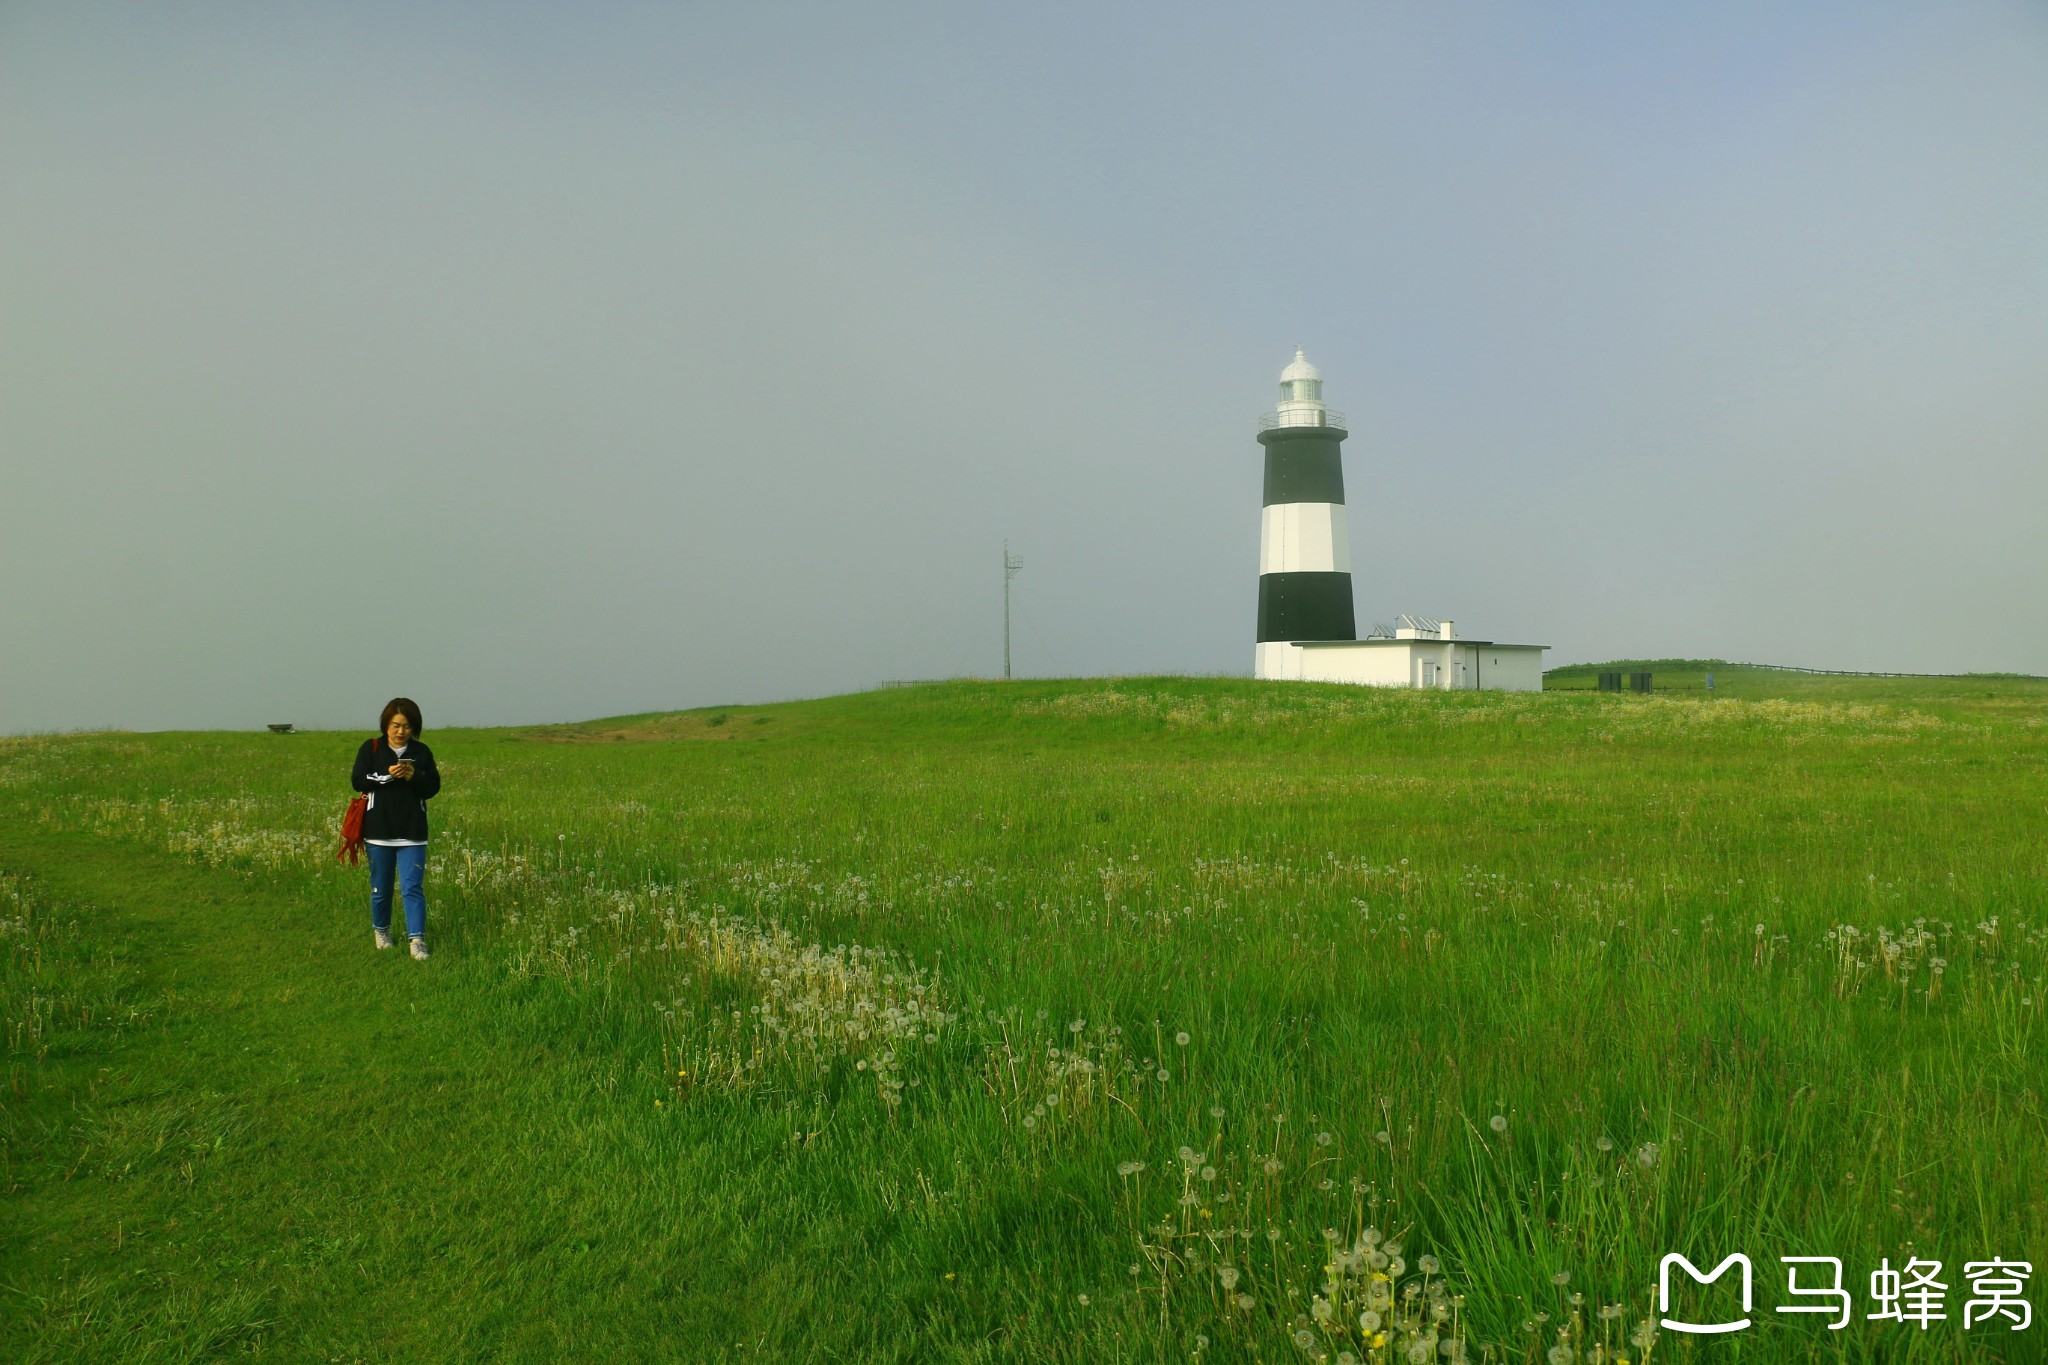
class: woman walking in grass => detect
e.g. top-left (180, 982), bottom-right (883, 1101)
top-left (351, 697), bottom-right (442, 960)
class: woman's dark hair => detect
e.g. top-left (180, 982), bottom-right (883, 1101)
top-left (379, 697), bottom-right (424, 736)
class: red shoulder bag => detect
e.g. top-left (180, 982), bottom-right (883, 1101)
top-left (337, 736), bottom-right (377, 865)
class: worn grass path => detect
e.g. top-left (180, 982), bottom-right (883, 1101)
top-left (0, 825), bottom-right (810, 1363)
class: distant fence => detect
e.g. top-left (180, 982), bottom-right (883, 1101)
top-left (1732, 662), bottom-right (2045, 681)
top-left (1546, 662), bottom-right (2044, 685)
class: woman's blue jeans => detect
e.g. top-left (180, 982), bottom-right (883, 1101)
top-left (367, 843), bottom-right (428, 940)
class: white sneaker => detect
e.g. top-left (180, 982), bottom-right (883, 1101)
top-left (409, 938), bottom-right (430, 961)
top-left (374, 928), bottom-right (394, 950)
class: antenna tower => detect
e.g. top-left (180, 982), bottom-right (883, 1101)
top-left (1003, 541), bottom-right (1025, 679)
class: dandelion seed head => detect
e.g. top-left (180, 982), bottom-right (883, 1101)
top-left (1552, 1271), bottom-right (1570, 1286)
top-left (1489, 1114), bottom-right (1508, 1134)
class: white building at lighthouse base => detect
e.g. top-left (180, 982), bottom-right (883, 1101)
top-left (1257, 615), bottom-right (1545, 691)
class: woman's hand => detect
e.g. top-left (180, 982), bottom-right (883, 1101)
top-left (388, 761), bottom-right (415, 779)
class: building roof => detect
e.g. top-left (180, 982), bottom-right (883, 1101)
top-left (1291, 638), bottom-right (1548, 650)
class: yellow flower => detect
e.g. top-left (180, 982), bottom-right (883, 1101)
top-left (654, 1100), bottom-right (663, 1107)
top-left (1199, 1208), bottom-right (1213, 1219)
top-left (1370, 1334), bottom-right (1386, 1349)
top-left (945, 1273), bottom-right (955, 1280)
top-left (1371, 1272), bottom-right (1390, 1282)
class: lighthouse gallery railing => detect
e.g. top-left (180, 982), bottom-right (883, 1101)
top-left (1259, 408), bottom-right (1348, 432)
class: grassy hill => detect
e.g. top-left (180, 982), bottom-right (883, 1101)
top-left (4, 676), bottom-right (2044, 1361)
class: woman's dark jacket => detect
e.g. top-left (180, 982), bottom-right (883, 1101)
top-left (350, 737), bottom-right (442, 843)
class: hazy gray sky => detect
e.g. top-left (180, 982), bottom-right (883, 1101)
top-left (5, 2), bottom-right (2046, 732)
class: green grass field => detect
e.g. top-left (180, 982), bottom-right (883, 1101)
top-left (3, 664), bottom-right (2044, 1363)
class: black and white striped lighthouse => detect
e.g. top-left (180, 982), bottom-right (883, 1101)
top-left (1255, 348), bottom-right (1355, 679)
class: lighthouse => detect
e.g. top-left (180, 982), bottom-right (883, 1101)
top-left (1254, 348), bottom-right (1356, 679)
top-left (1247, 348), bottom-right (1550, 690)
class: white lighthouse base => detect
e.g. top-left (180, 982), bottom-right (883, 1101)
top-left (1254, 641), bottom-right (1307, 680)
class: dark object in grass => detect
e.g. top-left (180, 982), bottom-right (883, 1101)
top-left (707, 715), bottom-right (727, 727)
top-left (267, 723), bottom-right (296, 734)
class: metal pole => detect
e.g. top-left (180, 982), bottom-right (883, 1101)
top-left (1002, 541), bottom-right (1023, 679)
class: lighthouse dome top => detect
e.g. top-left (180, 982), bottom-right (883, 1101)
top-left (1264, 346), bottom-right (1342, 431)
top-left (1279, 347), bottom-right (1321, 384)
